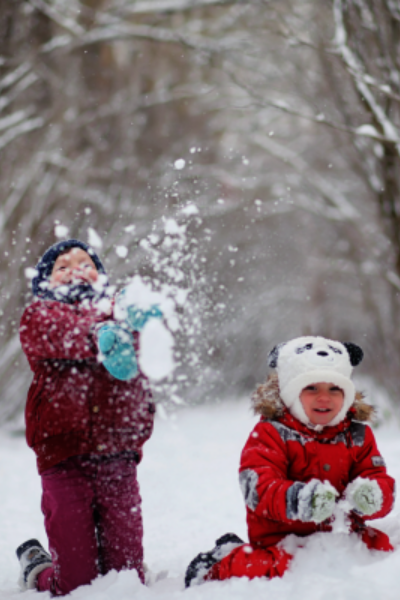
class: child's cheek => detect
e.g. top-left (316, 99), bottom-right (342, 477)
top-left (89, 269), bottom-right (98, 283)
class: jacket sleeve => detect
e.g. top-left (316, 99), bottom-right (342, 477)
top-left (20, 301), bottom-right (109, 362)
top-left (349, 425), bottom-right (395, 520)
top-left (239, 420), bottom-right (296, 523)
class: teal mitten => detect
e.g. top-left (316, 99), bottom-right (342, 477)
top-left (97, 322), bottom-right (138, 381)
top-left (125, 304), bottom-right (163, 331)
top-left (116, 288), bottom-right (163, 331)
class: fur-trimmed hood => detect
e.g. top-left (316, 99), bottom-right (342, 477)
top-left (252, 373), bottom-right (375, 424)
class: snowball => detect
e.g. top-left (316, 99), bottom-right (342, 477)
top-left (115, 245), bottom-right (128, 258)
top-left (180, 204), bottom-right (199, 216)
top-left (55, 224), bottom-right (69, 238)
top-left (139, 319), bottom-right (175, 381)
top-left (164, 218), bottom-right (185, 236)
top-left (114, 276), bottom-right (176, 330)
top-left (25, 267), bottom-right (38, 280)
top-left (115, 276), bottom-right (163, 313)
top-left (124, 224), bottom-right (135, 232)
top-left (174, 158), bottom-right (186, 170)
top-left (87, 227), bottom-right (103, 248)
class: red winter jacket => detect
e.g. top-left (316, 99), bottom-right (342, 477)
top-left (240, 381), bottom-right (395, 549)
top-left (20, 299), bottom-right (155, 473)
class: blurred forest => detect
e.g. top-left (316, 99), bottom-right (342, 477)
top-left (1, 0), bottom-right (400, 422)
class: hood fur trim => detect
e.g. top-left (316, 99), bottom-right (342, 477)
top-left (252, 373), bottom-right (374, 423)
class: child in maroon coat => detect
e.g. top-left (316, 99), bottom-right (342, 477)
top-left (16, 240), bottom-right (156, 595)
top-left (185, 336), bottom-right (395, 587)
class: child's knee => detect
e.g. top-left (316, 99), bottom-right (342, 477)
top-left (208, 544), bottom-right (292, 581)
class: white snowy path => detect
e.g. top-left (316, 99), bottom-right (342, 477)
top-left (2, 399), bottom-right (400, 600)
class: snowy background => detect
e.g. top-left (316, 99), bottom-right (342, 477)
top-left (2, 398), bottom-right (400, 600)
top-left (3, 1), bottom-right (400, 423)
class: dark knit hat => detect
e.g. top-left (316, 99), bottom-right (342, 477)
top-left (32, 239), bottom-right (107, 298)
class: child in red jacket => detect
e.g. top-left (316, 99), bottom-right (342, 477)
top-left (16, 239), bottom-right (157, 595)
top-left (185, 336), bottom-right (395, 587)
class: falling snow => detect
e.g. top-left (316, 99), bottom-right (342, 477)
top-left (173, 159), bottom-right (186, 170)
top-left (87, 228), bottom-right (103, 249)
top-left (116, 245), bottom-right (128, 258)
top-left (54, 224), bottom-right (69, 238)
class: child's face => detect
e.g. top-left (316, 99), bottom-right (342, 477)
top-left (299, 382), bottom-right (344, 425)
top-left (49, 248), bottom-right (98, 288)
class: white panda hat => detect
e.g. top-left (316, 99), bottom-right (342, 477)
top-left (268, 336), bottom-right (363, 427)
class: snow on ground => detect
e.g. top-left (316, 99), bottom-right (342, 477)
top-left (2, 399), bottom-right (400, 600)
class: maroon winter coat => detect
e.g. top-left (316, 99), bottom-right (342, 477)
top-left (240, 378), bottom-right (395, 549)
top-left (20, 299), bottom-right (155, 473)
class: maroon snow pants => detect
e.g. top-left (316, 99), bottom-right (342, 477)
top-left (36, 453), bottom-right (144, 595)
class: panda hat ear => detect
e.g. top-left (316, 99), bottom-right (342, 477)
top-left (343, 342), bottom-right (363, 366)
top-left (268, 343), bottom-right (285, 369)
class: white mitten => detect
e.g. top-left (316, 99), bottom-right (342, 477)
top-left (346, 477), bottom-right (383, 516)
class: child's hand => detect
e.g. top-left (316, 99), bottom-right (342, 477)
top-left (97, 323), bottom-right (138, 381)
top-left (291, 479), bottom-right (338, 524)
top-left (115, 288), bottom-right (163, 332)
top-left (125, 304), bottom-right (163, 332)
top-left (345, 477), bottom-right (383, 516)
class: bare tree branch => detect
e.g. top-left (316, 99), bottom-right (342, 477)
top-left (29, 0), bottom-right (85, 36)
top-left (333, 0), bottom-right (400, 153)
top-left (113, 0), bottom-right (242, 15)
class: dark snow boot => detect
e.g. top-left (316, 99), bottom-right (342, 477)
top-left (184, 532), bottom-right (244, 588)
top-left (16, 539), bottom-right (52, 590)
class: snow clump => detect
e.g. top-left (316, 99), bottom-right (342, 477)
top-left (174, 159), bottom-right (186, 170)
top-left (116, 245), bottom-right (128, 258)
top-left (87, 227), bottom-right (103, 248)
top-left (55, 224), bottom-right (69, 238)
top-left (180, 204), bottom-right (199, 216)
top-left (140, 318), bottom-right (175, 382)
top-left (25, 267), bottom-right (38, 280)
top-left (114, 276), bottom-right (176, 382)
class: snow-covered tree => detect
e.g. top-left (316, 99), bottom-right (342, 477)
top-left (1, 0), bottom-right (400, 423)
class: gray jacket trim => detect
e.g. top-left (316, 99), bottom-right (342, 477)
top-left (269, 421), bottom-right (309, 446)
top-left (239, 469), bottom-right (259, 511)
top-left (349, 421), bottom-right (366, 447)
top-left (286, 481), bottom-right (305, 520)
top-left (267, 420), bottom-right (366, 448)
